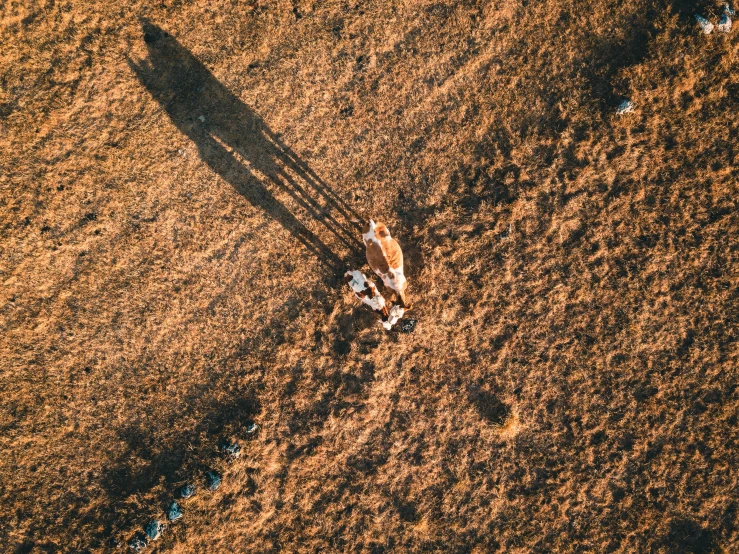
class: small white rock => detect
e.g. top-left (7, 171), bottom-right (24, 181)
top-left (198, 115), bottom-right (206, 122)
top-left (695, 14), bottom-right (714, 34)
top-left (616, 99), bottom-right (635, 115)
top-left (717, 14), bottom-right (732, 32)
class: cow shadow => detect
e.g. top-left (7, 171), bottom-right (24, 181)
top-left (91, 392), bottom-right (260, 548)
top-left (128, 20), bottom-right (363, 277)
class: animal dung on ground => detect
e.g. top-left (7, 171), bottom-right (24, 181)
top-left (178, 483), bottom-right (196, 499)
top-left (220, 440), bottom-right (241, 460)
top-left (144, 520), bottom-right (164, 540)
top-left (128, 534), bottom-right (147, 551)
top-left (694, 14), bottom-right (714, 34)
top-left (399, 318), bottom-right (417, 333)
top-left (205, 470), bottom-right (222, 491)
top-left (616, 99), bottom-right (635, 115)
top-left (167, 501), bottom-right (183, 522)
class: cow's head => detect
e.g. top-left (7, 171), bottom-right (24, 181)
top-left (362, 219), bottom-right (390, 245)
top-left (362, 219), bottom-right (375, 236)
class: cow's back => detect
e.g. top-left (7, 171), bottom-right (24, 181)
top-left (366, 240), bottom-right (390, 275)
top-left (381, 236), bottom-right (403, 271)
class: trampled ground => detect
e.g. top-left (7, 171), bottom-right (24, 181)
top-left (1, 0), bottom-right (738, 552)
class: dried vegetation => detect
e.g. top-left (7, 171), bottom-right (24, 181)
top-left (1, 0), bottom-right (738, 552)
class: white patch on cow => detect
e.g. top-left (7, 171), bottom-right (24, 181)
top-left (388, 266), bottom-right (406, 289)
top-left (345, 270), bottom-right (386, 312)
top-left (362, 219), bottom-right (383, 247)
top-left (375, 261), bottom-right (406, 295)
top-left (380, 305), bottom-right (404, 330)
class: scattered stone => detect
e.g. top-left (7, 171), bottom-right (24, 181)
top-left (205, 470), bottom-right (222, 491)
top-left (198, 115), bottom-right (206, 122)
top-left (144, 520), bottom-right (164, 541)
top-left (245, 422), bottom-right (259, 435)
top-left (221, 440), bottom-right (241, 460)
top-left (167, 501), bottom-right (183, 522)
top-left (725, 3), bottom-right (736, 17)
top-left (179, 483), bottom-right (196, 499)
top-left (616, 99), bottom-right (635, 115)
top-left (399, 318), bottom-right (417, 333)
top-left (694, 14), bottom-right (714, 34)
top-left (128, 534), bottom-right (147, 551)
top-left (718, 14), bottom-right (732, 32)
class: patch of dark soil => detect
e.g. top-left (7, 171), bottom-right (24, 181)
top-left (468, 387), bottom-right (510, 426)
top-left (659, 517), bottom-right (718, 554)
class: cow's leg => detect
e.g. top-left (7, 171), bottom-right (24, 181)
top-left (376, 306), bottom-right (393, 330)
top-left (397, 289), bottom-right (411, 310)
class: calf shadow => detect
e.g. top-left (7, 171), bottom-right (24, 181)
top-left (128, 20), bottom-right (364, 276)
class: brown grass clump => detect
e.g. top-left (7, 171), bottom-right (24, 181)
top-left (1, 0), bottom-right (737, 552)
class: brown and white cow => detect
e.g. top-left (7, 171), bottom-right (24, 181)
top-left (345, 270), bottom-right (404, 330)
top-left (362, 219), bottom-right (410, 309)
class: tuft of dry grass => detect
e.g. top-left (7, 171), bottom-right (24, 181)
top-left (1, 0), bottom-right (738, 552)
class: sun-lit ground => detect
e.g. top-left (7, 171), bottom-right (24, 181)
top-left (2, 0), bottom-right (738, 552)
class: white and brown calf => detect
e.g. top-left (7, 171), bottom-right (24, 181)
top-left (362, 219), bottom-right (410, 309)
top-left (345, 270), bottom-right (404, 330)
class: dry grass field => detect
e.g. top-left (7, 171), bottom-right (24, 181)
top-left (1, 0), bottom-right (738, 552)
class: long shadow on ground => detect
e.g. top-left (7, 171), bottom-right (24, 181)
top-left (48, 20), bottom-right (376, 550)
top-left (128, 20), bottom-right (364, 275)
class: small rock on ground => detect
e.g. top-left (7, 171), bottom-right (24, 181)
top-left (179, 483), bottom-right (196, 499)
top-left (144, 520), bottom-right (164, 540)
top-left (695, 14), bottom-right (714, 34)
top-left (616, 99), bottom-right (635, 114)
top-left (221, 441), bottom-right (241, 459)
top-left (128, 535), bottom-right (147, 551)
top-left (168, 501), bottom-right (183, 522)
top-left (717, 14), bottom-right (732, 32)
top-left (206, 470), bottom-right (222, 491)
